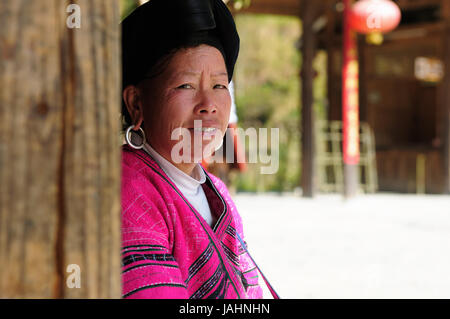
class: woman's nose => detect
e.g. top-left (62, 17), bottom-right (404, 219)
top-left (194, 90), bottom-right (217, 115)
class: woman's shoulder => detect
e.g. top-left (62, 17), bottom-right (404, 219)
top-left (121, 145), bottom-right (167, 203)
top-left (121, 144), bottom-right (165, 182)
top-left (122, 144), bottom-right (153, 172)
top-left (121, 145), bottom-right (174, 228)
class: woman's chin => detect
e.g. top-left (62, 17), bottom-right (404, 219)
top-left (188, 143), bottom-right (222, 163)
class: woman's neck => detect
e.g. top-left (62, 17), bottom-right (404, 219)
top-left (169, 161), bottom-right (197, 176)
top-left (149, 144), bottom-right (197, 177)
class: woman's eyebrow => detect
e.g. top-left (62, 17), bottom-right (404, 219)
top-left (167, 71), bottom-right (197, 83)
top-left (174, 71), bottom-right (228, 78)
top-left (179, 71), bottom-right (200, 77)
top-left (212, 72), bottom-right (228, 78)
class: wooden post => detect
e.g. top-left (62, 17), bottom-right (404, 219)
top-left (442, 0), bottom-right (450, 194)
top-left (342, 0), bottom-right (360, 198)
top-left (326, 0), bottom-right (337, 123)
top-left (358, 35), bottom-right (367, 123)
top-left (0, 0), bottom-right (121, 298)
top-left (300, 0), bottom-right (317, 198)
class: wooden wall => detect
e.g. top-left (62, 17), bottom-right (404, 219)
top-left (376, 149), bottom-right (443, 193)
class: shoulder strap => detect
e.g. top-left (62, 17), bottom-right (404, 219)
top-left (235, 232), bottom-right (280, 299)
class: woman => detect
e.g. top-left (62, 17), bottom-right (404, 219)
top-left (121, 0), bottom-right (276, 299)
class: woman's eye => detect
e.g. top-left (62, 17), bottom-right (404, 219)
top-left (178, 84), bottom-right (193, 89)
top-left (214, 84), bottom-right (228, 89)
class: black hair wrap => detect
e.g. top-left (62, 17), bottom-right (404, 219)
top-left (121, 0), bottom-right (240, 89)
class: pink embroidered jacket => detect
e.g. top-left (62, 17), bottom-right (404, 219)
top-left (121, 145), bottom-right (263, 299)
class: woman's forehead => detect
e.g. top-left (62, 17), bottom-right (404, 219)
top-left (166, 46), bottom-right (228, 76)
top-left (173, 45), bottom-right (225, 63)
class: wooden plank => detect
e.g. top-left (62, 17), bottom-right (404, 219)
top-left (0, 0), bottom-right (121, 298)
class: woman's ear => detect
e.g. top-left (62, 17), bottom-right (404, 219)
top-left (123, 85), bottom-right (144, 130)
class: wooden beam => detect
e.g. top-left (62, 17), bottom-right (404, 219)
top-left (396, 0), bottom-right (442, 10)
top-left (234, 3), bottom-right (301, 16)
top-left (236, 0), bottom-right (444, 17)
top-left (300, 0), bottom-right (317, 197)
top-left (233, 0), bottom-right (331, 17)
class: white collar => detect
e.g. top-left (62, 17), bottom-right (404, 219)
top-left (142, 142), bottom-right (206, 195)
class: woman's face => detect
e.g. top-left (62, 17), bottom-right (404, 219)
top-left (137, 44), bottom-right (231, 166)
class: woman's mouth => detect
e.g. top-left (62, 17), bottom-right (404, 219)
top-left (193, 127), bottom-right (217, 133)
top-left (189, 127), bottom-right (219, 139)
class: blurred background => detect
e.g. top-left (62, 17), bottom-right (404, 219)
top-left (121, 0), bottom-right (450, 196)
top-left (118, 0), bottom-right (450, 299)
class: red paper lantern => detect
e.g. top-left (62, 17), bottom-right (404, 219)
top-left (349, 0), bottom-right (401, 34)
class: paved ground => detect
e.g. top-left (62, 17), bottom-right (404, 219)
top-left (233, 193), bottom-right (450, 299)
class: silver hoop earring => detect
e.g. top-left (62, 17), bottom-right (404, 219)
top-left (125, 125), bottom-right (146, 150)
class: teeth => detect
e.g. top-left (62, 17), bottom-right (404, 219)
top-left (194, 127), bottom-right (216, 132)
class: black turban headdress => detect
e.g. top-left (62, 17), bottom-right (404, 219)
top-left (121, 0), bottom-right (240, 89)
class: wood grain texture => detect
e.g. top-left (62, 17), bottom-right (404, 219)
top-left (0, 0), bottom-right (121, 298)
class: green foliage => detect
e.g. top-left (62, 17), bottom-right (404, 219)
top-left (232, 14), bottom-right (328, 193)
top-left (120, 0), bottom-right (138, 20)
top-left (233, 14), bottom-right (302, 192)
